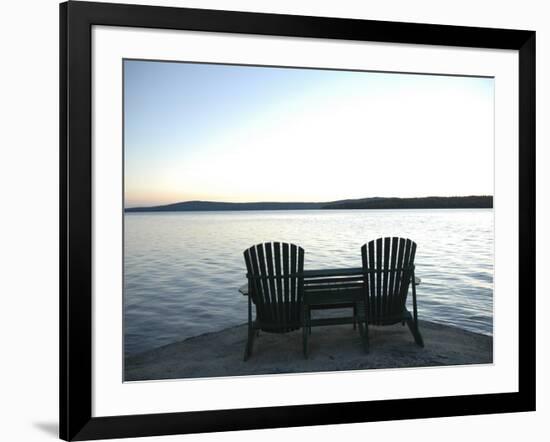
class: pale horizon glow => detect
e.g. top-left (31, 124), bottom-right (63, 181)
top-left (124, 60), bottom-right (494, 208)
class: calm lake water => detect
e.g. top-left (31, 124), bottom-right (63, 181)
top-left (124, 209), bottom-right (493, 356)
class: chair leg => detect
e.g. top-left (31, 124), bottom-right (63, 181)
top-left (357, 320), bottom-right (369, 354)
top-left (243, 337), bottom-right (250, 361)
top-left (243, 324), bottom-right (256, 361)
top-left (406, 319), bottom-right (424, 347)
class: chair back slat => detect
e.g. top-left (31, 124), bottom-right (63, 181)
top-left (255, 243), bottom-right (272, 320)
top-left (264, 243), bottom-right (278, 321)
top-left (365, 241), bottom-right (376, 319)
top-left (244, 245), bottom-right (264, 320)
top-left (290, 244), bottom-right (297, 324)
top-left (282, 243), bottom-right (290, 327)
top-left (382, 237), bottom-right (390, 318)
top-left (375, 237), bottom-right (383, 320)
top-left (297, 247), bottom-right (305, 325)
top-left (244, 242), bottom-right (305, 333)
top-left (387, 236), bottom-right (399, 315)
top-left (273, 242), bottom-right (284, 329)
top-left (361, 237), bottom-right (417, 325)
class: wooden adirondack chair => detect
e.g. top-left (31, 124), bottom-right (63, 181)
top-left (360, 237), bottom-right (424, 351)
top-left (243, 242), bottom-right (305, 360)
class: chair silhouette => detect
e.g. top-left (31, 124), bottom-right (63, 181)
top-left (360, 237), bottom-right (424, 351)
top-left (243, 242), bottom-right (305, 360)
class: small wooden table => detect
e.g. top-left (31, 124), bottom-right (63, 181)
top-left (239, 267), bottom-right (420, 356)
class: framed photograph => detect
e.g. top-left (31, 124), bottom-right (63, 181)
top-left (60, 1), bottom-right (535, 440)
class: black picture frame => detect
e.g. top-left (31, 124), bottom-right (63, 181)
top-left (60, 1), bottom-right (536, 440)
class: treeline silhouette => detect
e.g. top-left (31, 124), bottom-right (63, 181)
top-left (321, 195), bottom-right (493, 210)
top-left (126, 195), bottom-right (493, 212)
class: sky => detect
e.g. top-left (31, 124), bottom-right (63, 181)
top-left (124, 59), bottom-right (494, 208)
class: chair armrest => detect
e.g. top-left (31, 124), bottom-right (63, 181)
top-left (239, 283), bottom-right (249, 296)
top-left (241, 277), bottom-right (420, 292)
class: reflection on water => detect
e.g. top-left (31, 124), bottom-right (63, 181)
top-left (124, 209), bottom-right (493, 356)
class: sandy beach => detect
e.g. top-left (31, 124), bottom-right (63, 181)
top-left (125, 320), bottom-right (492, 381)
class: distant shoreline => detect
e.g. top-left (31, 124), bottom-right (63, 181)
top-left (125, 195), bottom-right (493, 213)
